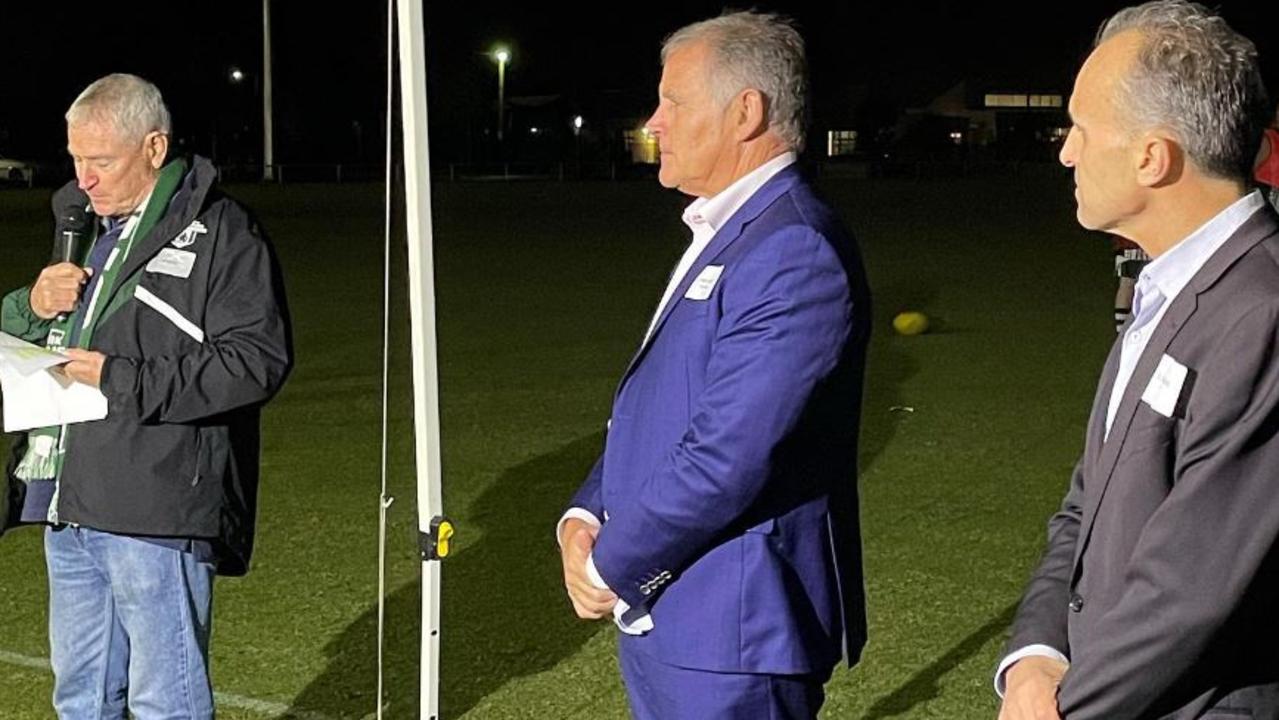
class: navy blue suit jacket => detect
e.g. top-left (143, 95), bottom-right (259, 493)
top-left (570, 166), bottom-right (870, 674)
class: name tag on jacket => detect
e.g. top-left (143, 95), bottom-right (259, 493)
top-left (684, 265), bottom-right (724, 301)
top-left (1142, 353), bottom-right (1190, 418)
top-left (146, 248), bottom-right (197, 279)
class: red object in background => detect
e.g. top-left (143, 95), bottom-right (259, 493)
top-left (1258, 127), bottom-right (1279, 188)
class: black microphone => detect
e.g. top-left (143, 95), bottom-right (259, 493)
top-left (51, 205), bottom-right (90, 322)
top-left (52, 205), bottom-right (89, 266)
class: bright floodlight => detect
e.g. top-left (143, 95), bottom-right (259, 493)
top-left (495, 48), bottom-right (510, 64)
top-left (573, 115), bottom-right (584, 130)
top-left (230, 68), bottom-right (245, 83)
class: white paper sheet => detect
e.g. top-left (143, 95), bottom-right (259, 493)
top-left (0, 332), bottom-right (109, 432)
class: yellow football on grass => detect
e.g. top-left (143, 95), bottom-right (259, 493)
top-left (892, 311), bottom-right (930, 336)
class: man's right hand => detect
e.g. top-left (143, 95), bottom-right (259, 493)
top-left (559, 518), bottom-right (617, 620)
top-left (30, 263), bottom-right (91, 320)
top-left (998, 655), bottom-right (1067, 720)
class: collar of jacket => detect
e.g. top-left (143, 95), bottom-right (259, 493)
top-left (51, 156), bottom-right (218, 324)
top-left (618, 164), bottom-right (806, 388)
top-left (52, 154), bottom-right (217, 258)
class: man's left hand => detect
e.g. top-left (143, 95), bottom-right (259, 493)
top-left (62, 349), bottom-right (107, 388)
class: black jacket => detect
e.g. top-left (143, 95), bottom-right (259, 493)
top-left (3, 156), bottom-right (292, 575)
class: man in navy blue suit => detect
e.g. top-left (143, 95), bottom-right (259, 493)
top-left (558, 11), bottom-right (872, 718)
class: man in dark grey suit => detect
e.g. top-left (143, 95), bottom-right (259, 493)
top-left (997, 2), bottom-right (1278, 719)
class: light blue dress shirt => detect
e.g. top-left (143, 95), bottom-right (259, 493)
top-left (1105, 191), bottom-right (1267, 436)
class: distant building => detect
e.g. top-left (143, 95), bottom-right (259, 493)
top-left (623, 125), bottom-right (659, 165)
top-left (894, 78), bottom-right (1069, 160)
top-left (826, 130), bottom-right (860, 157)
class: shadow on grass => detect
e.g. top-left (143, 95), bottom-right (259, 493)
top-left (287, 433), bottom-right (608, 719)
top-left (284, 275), bottom-right (932, 719)
top-left (860, 601), bottom-right (1018, 720)
top-left (858, 279), bottom-right (933, 476)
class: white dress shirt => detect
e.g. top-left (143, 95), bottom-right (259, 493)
top-left (996, 190), bottom-right (1268, 696)
top-left (558, 151), bottom-right (799, 635)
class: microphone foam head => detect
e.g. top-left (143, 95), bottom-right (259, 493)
top-left (60, 205), bottom-right (89, 231)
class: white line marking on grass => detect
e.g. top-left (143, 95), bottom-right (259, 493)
top-left (0, 649), bottom-right (50, 672)
top-left (0, 649), bottom-right (338, 720)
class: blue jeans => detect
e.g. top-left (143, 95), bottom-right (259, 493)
top-left (45, 526), bottom-right (216, 720)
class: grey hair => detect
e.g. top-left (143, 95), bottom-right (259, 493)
top-left (1098, 0), bottom-right (1269, 180)
top-left (65, 73), bottom-right (172, 142)
top-left (662, 11), bottom-right (808, 153)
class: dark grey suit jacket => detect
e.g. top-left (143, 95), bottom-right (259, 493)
top-left (1006, 204), bottom-right (1279, 719)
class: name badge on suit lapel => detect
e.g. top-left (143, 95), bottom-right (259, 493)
top-left (684, 265), bottom-right (724, 301)
top-left (1142, 353), bottom-right (1193, 418)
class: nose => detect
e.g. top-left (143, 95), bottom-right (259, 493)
top-left (76, 165), bottom-right (97, 192)
top-left (645, 105), bottom-right (664, 139)
top-left (1059, 126), bottom-right (1079, 168)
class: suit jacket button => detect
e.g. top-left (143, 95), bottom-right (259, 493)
top-left (1069, 594), bottom-right (1084, 612)
top-left (640, 585), bottom-right (652, 596)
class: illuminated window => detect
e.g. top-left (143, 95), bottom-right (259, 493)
top-left (985, 94), bottom-right (1028, 108)
top-left (625, 128), bottom-right (660, 164)
top-left (826, 130), bottom-right (859, 157)
top-left (1029, 95), bottom-right (1063, 108)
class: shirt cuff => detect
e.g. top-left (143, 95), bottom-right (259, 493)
top-left (587, 553), bottom-right (653, 635)
top-left (585, 552), bottom-right (608, 589)
top-left (994, 644), bottom-right (1069, 697)
top-left (555, 507), bottom-right (601, 548)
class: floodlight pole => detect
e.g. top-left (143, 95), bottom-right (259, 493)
top-left (262, 0), bottom-right (276, 181)
top-left (497, 56), bottom-right (506, 141)
top-left (396, 0), bottom-right (449, 718)
top-left (495, 50), bottom-right (509, 142)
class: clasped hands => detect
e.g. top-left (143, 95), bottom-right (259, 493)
top-left (559, 517), bottom-right (617, 620)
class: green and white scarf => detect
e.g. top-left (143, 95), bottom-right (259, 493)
top-left (15, 159), bottom-right (187, 482)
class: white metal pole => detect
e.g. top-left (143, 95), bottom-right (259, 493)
top-left (396, 1), bottom-right (446, 718)
top-left (262, 0), bottom-right (276, 181)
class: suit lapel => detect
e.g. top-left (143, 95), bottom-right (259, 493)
top-left (1072, 294), bottom-right (1197, 572)
top-left (1085, 339), bottom-right (1122, 472)
top-left (615, 166), bottom-right (803, 391)
top-left (1071, 206), bottom-right (1279, 577)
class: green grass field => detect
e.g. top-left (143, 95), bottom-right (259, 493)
top-left (0, 169), bottom-right (1115, 719)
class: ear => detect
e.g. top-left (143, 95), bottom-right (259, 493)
top-left (1135, 132), bottom-right (1179, 188)
top-left (731, 88), bottom-right (769, 142)
top-left (145, 131), bottom-right (170, 170)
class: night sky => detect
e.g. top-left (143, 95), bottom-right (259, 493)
top-left (2, 1), bottom-right (1277, 166)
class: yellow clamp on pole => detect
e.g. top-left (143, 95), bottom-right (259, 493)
top-left (421, 516), bottom-right (455, 561)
